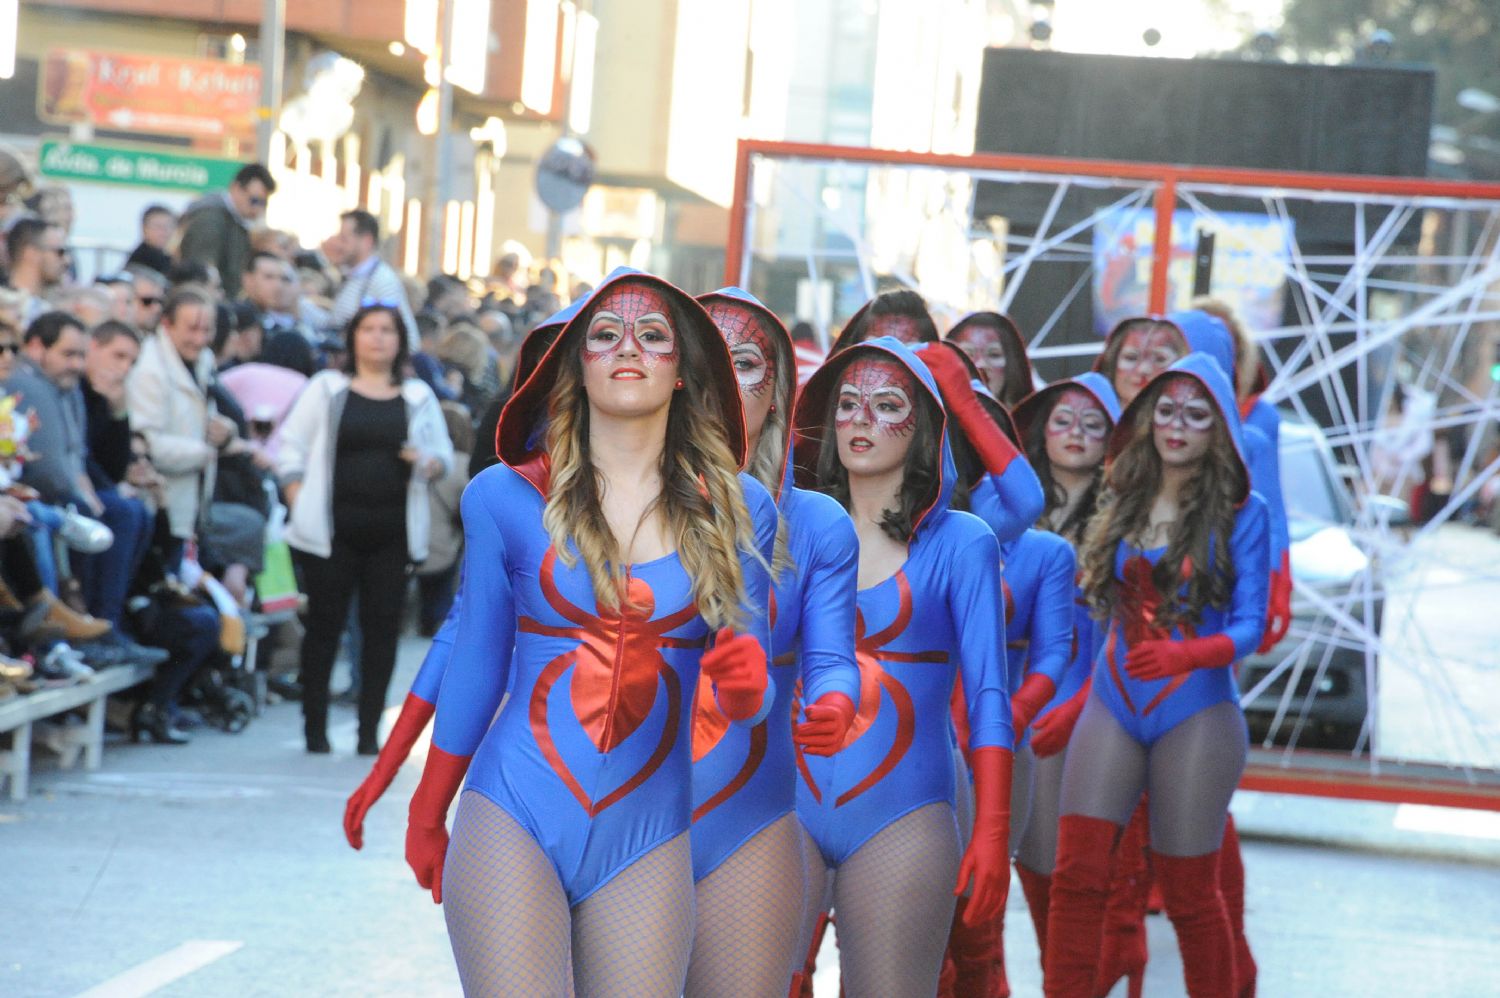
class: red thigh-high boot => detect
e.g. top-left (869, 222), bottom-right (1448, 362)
top-left (1154, 850), bottom-right (1236, 998)
top-left (789, 912), bottom-right (831, 998)
top-left (1042, 815), bottom-right (1118, 998)
top-left (1219, 817), bottom-right (1256, 997)
top-left (938, 895), bottom-right (1005, 997)
top-left (1093, 803), bottom-right (1149, 998)
top-left (1015, 861), bottom-right (1050, 966)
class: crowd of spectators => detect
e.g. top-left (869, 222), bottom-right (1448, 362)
top-left (0, 153), bottom-right (574, 753)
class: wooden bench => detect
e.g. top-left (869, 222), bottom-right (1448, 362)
top-left (0, 663), bottom-right (153, 801)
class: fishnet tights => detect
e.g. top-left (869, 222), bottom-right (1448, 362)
top-left (685, 813), bottom-right (806, 997)
top-left (444, 791), bottom-right (573, 996)
top-left (572, 830), bottom-right (696, 998)
top-left (815, 802), bottom-right (963, 997)
top-left (442, 790), bottom-right (696, 997)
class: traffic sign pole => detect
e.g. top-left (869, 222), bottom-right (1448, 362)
top-left (256, 0), bottom-right (286, 165)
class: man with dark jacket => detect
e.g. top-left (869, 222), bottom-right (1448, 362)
top-left (177, 164), bottom-right (275, 299)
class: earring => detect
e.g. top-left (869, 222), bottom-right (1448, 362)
top-left (768, 403), bottom-right (777, 414)
top-left (675, 379), bottom-right (684, 390)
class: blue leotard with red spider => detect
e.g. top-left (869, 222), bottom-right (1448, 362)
top-left (1092, 354), bottom-right (1271, 746)
top-left (690, 483), bottom-right (861, 880)
top-left (792, 338), bottom-right (1012, 867)
top-left (431, 463), bottom-right (778, 904)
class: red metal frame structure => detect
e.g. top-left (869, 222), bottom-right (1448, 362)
top-left (727, 138), bottom-right (1500, 812)
top-left (725, 138), bottom-right (1500, 310)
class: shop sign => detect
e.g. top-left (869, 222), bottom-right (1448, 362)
top-left (39, 141), bottom-right (240, 193)
top-left (37, 48), bottom-right (261, 141)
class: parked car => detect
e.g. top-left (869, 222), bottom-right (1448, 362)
top-left (1238, 414), bottom-right (1386, 751)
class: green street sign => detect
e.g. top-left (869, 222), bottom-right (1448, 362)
top-left (38, 141), bottom-right (240, 193)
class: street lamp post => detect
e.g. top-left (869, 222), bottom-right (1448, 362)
top-left (424, 0), bottom-right (456, 278)
top-left (256, 0), bottom-right (286, 164)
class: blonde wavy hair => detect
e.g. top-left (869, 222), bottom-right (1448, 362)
top-left (541, 305), bottom-right (761, 630)
top-left (1080, 377), bottom-right (1245, 630)
top-left (1191, 296), bottom-right (1260, 400)
top-left (740, 314), bottom-right (797, 581)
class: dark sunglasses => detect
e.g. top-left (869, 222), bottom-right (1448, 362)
top-left (248, 196), bottom-right (267, 208)
top-left (139, 296), bottom-right (163, 307)
top-left (0, 343), bottom-right (17, 355)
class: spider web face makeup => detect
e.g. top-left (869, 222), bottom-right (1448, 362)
top-left (705, 301), bottom-right (776, 399)
top-left (583, 283), bottom-right (679, 368)
top-left (952, 322), bottom-right (1007, 392)
top-left (835, 357), bottom-right (918, 436)
top-left (865, 313), bottom-right (925, 345)
top-left (1113, 321), bottom-right (1184, 404)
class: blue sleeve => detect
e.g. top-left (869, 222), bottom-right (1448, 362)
top-left (969, 458), bottom-right (1046, 544)
top-left (795, 496), bottom-right (861, 706)
top-left (1025, 537), bottom-right (1077, 689)
top-left (1220, 495), bottom-right (1271, 660)
top-left (727, 475), bottom-right (778, 727)
top-left (1243, 424), bottom-right (1288, 562)
top-left (431, 475), bottom-right (517, 756)
top-left (946, 517), bottom-right (1013, 751)
top-left (410, 567), bottom-right (464, 704)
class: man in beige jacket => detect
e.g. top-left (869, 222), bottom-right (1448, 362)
top-left (125, 285), bottom-right (240, 562)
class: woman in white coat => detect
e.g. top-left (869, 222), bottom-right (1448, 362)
top-left (277, 304), bottom-right (452, 755)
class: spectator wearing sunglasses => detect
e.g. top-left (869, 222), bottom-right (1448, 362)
top-left (125, 264), bottom-right (168, 334)
top-left (5, 218), bottom-right (69, 326)
top-left (177, 163), bottom-right (276, 299)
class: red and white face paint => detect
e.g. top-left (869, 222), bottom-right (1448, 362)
top-left (582, 283), bottom-right (679, 368)
top-left (706, 301), bottom-right (776, 399)
top-left (865, 313), bottom-right (925, 345)
top-left (834, 355), bottom-right (921, 479)
top-left (1151, 376), bottom-right (1216, 468)
top-left (1044, 387), bottom-right (1110, 474)
top-left (835, 357), bottom-right (917, 435)
top-left (705, 298), bottom-right (779, 445)
top-left (1113, 321), bottom-right (1184, 405)
top-left (951, 322), bottom-right (1008, 395)
top-left (579, 281), bottom-right (681, 418)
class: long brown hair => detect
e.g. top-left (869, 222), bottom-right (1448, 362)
top-left (1022, 401), bottom-right (1104, 545)
top-left (813, 365), bottom-right (945, 543)
top-left (1079, 379), bottom-right (1242, 629)
top-left (540, 302), bottom-right (761, 630)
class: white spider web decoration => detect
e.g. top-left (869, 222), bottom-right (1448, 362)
top-left (734, 145), bottom-right (1500, 794)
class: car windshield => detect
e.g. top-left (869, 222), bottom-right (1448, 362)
top-left (1279, 426), bottom-right (1344, 533)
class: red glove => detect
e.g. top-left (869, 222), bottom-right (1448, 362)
top-left (344, 693), bottom-right (436, 850)
top-left (1009, 672), bottom-right (1056, 737)
top-left (956, 746), bottom-right (1013, 924)
top-left (920, 344), bottom-right (1021, 475)
top-left (1124, 634), bottom-right (1235, 681)
top-left (1030, 679), bottom-right (1090, 758)
top-left (793, 691), bottom-right (856, 755)
top-left (1258, 551), bottom-right (1293, 654)
top-left (405, 745), bottom-right (471, 903)
top-left (701, 626), bottom-right (769, 722)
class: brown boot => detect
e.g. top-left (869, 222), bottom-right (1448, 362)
top-left (0, 577), bottom-right (22, 611)
top-left (32, 591), bottom-right (110, 642)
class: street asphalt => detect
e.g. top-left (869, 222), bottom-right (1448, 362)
top-left (4, 634), bottom-right (1499, 997)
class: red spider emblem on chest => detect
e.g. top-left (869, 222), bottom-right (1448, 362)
top-left (520, 548), bottom-right (701, 816)
top-left (795, 571), bottom-right (946, 808)
top-left (1105, 555), bottom-right (1196, 716)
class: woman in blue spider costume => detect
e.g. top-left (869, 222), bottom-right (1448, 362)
top-left (402, 268), bottom-right (779, 996)
top-left (1045, 354), bottom-right (1269, 998)
top-left (922, 356), bottom-right (1078, 998)
top-left (790, 336), bottom-right (1015, 997)
top-left (686, 288), bottom-right (861, 997)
